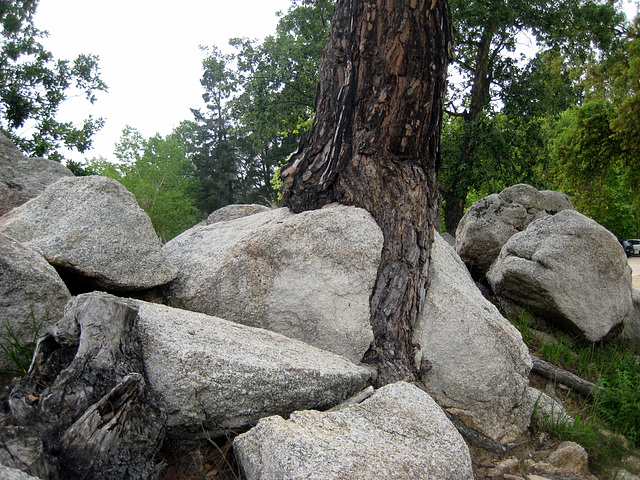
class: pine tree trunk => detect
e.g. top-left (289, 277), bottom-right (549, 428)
top-left (281, 0), bottom-right (453, 385)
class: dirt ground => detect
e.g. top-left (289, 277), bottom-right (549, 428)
top-left (629, 256), bottom-right (640, 290)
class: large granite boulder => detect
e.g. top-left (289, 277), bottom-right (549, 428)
top-left (201, 203), bottom-right (270, 225)
top-left (455, 184), bottom-right (573, 278)
top-left (134, 298), bottom-right (372, 433)
top-left (619, 289), bottom-right (640, 354)
top-left (414, 233), bottom-right (533, 442)
top-left (163, 204), bottom-right (382, 363)
top-left (4, 291), bottom-right (371, 473)
top-left (233, 382), bottom-right (474, 480)
top-left (0, 134), bottom-right (73, 217)
top-left (0, 176), bottom-right (177, 292)
top-left (0, 233), bottom-right (70, 371)
top-left (487, 210), bottom-right (633, 342)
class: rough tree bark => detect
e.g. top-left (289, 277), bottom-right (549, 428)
top-left (281, 0), bottom-right (453, 385)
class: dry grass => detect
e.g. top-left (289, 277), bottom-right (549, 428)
top-left (157, 435), bottom-right (243, 480)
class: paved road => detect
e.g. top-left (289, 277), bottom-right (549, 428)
top-left (629, 256), bottom-right (640, 290)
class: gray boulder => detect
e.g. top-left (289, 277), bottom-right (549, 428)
top-left (547, 441), bottom-right (590, 476)
top-left (0, 233), bottom-right (70, 371)
top-left (620, 289), bottom-right (640, 354)
top-left (414, 233), bottom-right (533, 442)
top-left (134, 298), bottom-right (372, 433)
top-left (487, 210), bottom-right (633, 342)
top-left (163, 204), bottom-right (382, 363)
top-left (455, 184), bottom-right (573, 278)
top-left (0, 176), bottom-right (177, 291)
top-left (202, 203), bottom-right (270, 225)
top-left (233, 381), bottom-right (474, 480)
top-left (0, 134), bottom-right (74, 217)
top-left (527, 387), bottom-right (573, 429)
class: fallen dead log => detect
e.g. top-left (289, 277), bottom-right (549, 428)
top-left (531, 355), bottom-right (603, 398)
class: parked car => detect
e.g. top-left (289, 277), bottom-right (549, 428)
top-left (627, 239), bottom-right (640, 255)
top-left (621, 240), bottom-right (633, 257)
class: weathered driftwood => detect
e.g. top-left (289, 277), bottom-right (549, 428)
top-left (1, 293), bottom-right (166, 480)
top-left (327, 386), bottom-right (375, 411)
top-left (0, 426), bottom-right (58, 479)
top-left (59, 373), bottom-right (164, 480)
top-left (531, 355), bottom-right (602, 398)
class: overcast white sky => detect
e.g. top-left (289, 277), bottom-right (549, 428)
top-left (31, 1), bottom-right (640, 164)
top-left (33, 0), bottom-right (294, 163)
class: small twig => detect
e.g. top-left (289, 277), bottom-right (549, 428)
top-left (444, 411), bottom-right (508, 454)
top-left (328, 386), bottom-right (375, 411)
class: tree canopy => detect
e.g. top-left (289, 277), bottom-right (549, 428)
top-left (87, 126), bottom-right (201, 241)
top-left (0, 0), bottom-right (107, 159)
top-left (544, 15), bottom-right (640, 238)
top-left (188, 0), bottom-right (334, 213)
top-left (439, 0), bottom-right (626, 234)
top-left (74, 0), bottom-right (640, 242)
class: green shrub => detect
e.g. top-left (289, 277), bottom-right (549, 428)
top-left (593, 351), bottom-right (640, 447)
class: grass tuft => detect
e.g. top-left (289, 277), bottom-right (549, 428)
top-left (0, 307), bottom-right (46, 376)
top-left (509, 309), bottom-right (640, 477)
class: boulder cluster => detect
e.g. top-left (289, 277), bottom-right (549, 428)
top-left (0, 136), bottom-right (638, 479)
top-left (456, 183), bottom-right (637, 346)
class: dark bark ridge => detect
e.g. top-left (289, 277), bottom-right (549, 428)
top-left (281, 0), bottom-right (453, 385)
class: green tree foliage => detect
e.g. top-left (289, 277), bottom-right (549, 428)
top-left (89, 126), bottom-right (202, 241)
top-left (440, 0), bottom-right (625, 234)
top-left (605, 16), bottom-right (640, 191)
top-left (547, 16), bottom-right (640, 238)
top-left (192, 0), bottom-right (333, 212)
top-left (229, 0), bottom-right (333, 146)
top-left (440, 112), bottom-right (549, 204)
top-left (190, 47), bottom-right (249, 213)
top-left (0, 0), bottom-right (107, 159)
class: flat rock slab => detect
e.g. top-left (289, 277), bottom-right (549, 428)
top-left (163, 204), bottom-right (382, 363)
top-left (234, 381), bottom-right (474, 480)
top-left (0, 176), bottom-right (177, 291)
top-left (134, 299), bottom-right (372, 433)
